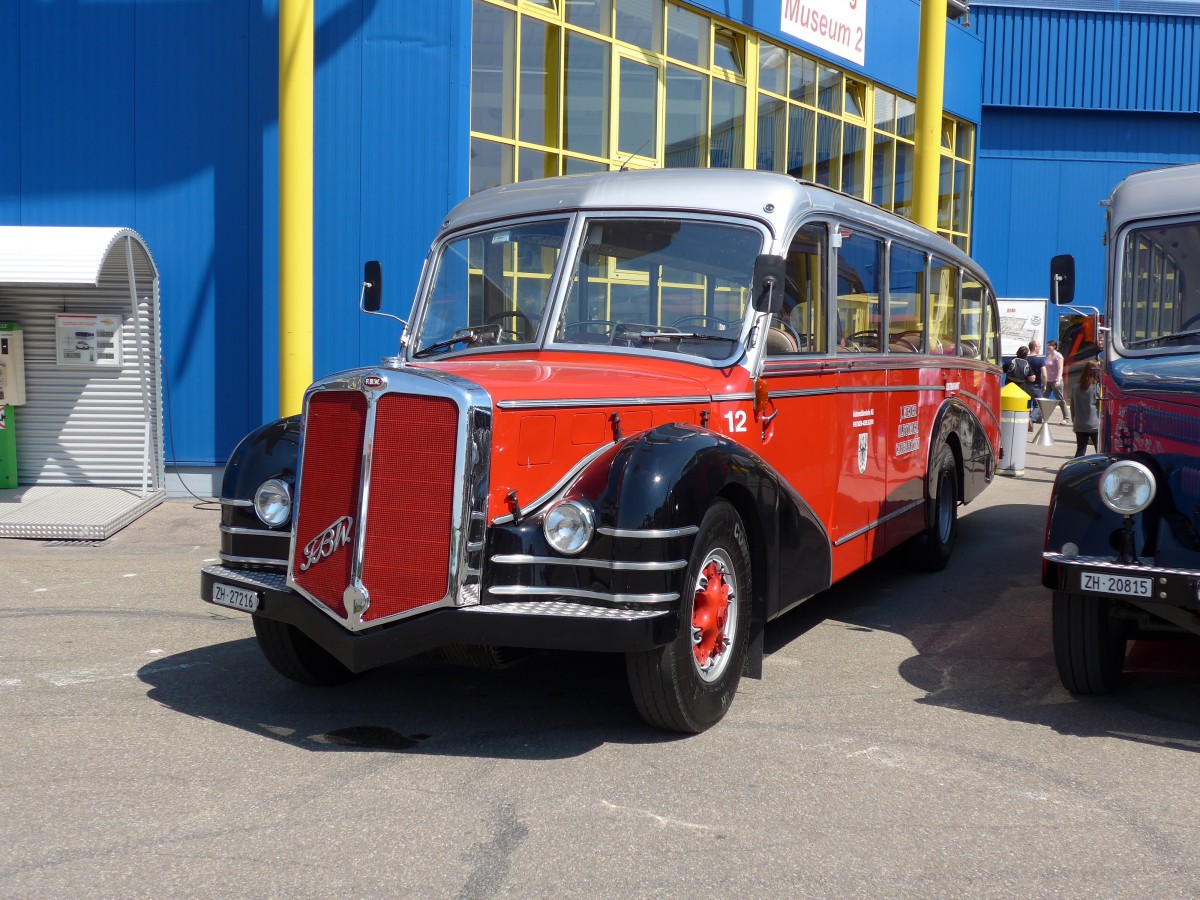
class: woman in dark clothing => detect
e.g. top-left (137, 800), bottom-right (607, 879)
top-left (1071, 359), bottom-right (1101, 457)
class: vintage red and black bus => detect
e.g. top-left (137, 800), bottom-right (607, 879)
top-left (203, 168), bottom-right (1003, 732)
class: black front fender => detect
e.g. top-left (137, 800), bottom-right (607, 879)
top-left (1044, 452), bottom-right (1200, 569)
top-left (221, 416), bottom-right (302, 502)
top-left (490, 423), bottom-right (831, 623)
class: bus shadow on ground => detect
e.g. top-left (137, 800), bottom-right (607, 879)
top-left (770, 497), bottom-right (1200, 755)
top-left (138, 638), bottom-right (673, 759)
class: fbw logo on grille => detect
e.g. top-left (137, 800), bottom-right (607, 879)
top-left (301, 515), bottom-right (354, 571)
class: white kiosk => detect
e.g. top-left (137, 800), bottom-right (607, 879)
top-left (0, 227), bottom-right (164, 539)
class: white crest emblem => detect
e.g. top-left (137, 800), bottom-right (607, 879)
top-left (857, 432), bottom-right (869, 474)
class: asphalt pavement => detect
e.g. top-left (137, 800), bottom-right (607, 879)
top-left (2, 418), bottom-right (1199, 898)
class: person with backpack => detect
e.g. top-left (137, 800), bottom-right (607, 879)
top-left (1004, 345), bottom-right (1042, 425)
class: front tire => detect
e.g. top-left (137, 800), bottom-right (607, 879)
top-left (919, 444), bottom-right (959, 571)
top-left (625, 500), bottom-right (751, 733)
top-left (253, 616), bottom-right (358, 686)
top-left (1052, 591), bottom-right (1127, 694)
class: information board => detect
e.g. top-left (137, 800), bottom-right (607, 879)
top-left (997, 298), bottom-right (1046, 358)
top-left (55, 313), bottom-right (123, 367)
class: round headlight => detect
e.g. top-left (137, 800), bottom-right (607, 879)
top-left (543, 500), bottom-right (595, 555)
top-left (1099, 460), bottom-right (1156, 516)
top-left (254, 478), bottom-right (293, 527)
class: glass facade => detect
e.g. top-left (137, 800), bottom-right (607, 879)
top-left (470, 0), bottom-right (975, 248)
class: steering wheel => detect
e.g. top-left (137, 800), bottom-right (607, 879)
top-left (848, 329), bottom-right (881, 350)
top-left (1179, 311), bottom-right (1200, 331)
top-left (670, 315), bottom-right (738, 333)
top-left (769, 316), bottom-right (804, 350)
top-left (484, 309), bottom-right (535, 342)
top-left (562, 319), bottom-right (618, 341)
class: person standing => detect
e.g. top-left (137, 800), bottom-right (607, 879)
top-left (1071, 359), bottom-right (1101, 457)
top-left (1042, 339), bottom-right (1069, 422)
top-left (1027, 339), bottom-right (1047, 395)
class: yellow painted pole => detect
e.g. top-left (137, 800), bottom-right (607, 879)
top-left (913, 0), bottom-right (948, 233)
top-left (279, 0), bottom-right (314, 417)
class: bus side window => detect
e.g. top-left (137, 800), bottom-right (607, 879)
top-left (960, 276), bottom-right (984, 358)
top-left (888, 243), bottom-right (926, 352)
top-left (837, 230), bottom-right (883, 352)
top-left (929, 256), bottom-right (959, 354)
top-left (982, 288), bottom-right (999, 364)
top-left (770, 223), bottom-right (828, 355)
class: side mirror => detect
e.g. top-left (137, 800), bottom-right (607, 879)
top-left (1050, 254), bottom-right (1075, 305)
top-left (362, 260), bottom-right (383, 312)
top-left (752, 254), bottom-right (787, 314)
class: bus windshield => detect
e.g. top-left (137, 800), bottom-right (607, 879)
top-left (412, 218), bottom-right (570, 357)
top-left (553, 217), bottom-right (762, 362)
top-left (1119, 219), bottom-right (1200, 350)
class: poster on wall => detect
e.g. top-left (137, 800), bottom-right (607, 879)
top-left (780, 0), bottom-right (867, 67)
top-left (997, 298), bottom-right (1046, 358)
top-left (55, 314), bottom-right (123, 367)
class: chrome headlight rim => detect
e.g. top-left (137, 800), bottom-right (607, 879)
top-left (253, 477), bottom-right (293, 527)
top-left (1099, 459), bottom-right (1156, 516)
top-left (543, 500), bottom-right (595, 556)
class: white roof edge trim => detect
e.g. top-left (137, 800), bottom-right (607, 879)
top-left (0, 226), bottom-right (156, 286)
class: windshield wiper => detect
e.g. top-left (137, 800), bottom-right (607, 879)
top-left (634, 331), bottom-right (738, 345)
top-left (413, 325), bottom-right (501, 358)
top-left (1124, 328), bottom-right (1200, 349)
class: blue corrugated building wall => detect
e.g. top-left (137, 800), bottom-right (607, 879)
top-left (0, 1), bottom-right (469, 470)
top-left (0, 0), bottom-right (983, 473)
top-left (972, 1), bottom-right (1200, 322)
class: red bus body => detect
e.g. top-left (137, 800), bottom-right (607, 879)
top-left (204, 169), bottom-right (1002, 732)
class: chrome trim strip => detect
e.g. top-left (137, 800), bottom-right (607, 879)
top-left (711, 392), bottom-right (755, 402)
top-left (597, 525), bottom-right (700, 539)
top-left (491, 442), bottom-right (615, 525)
top-left (491, 553), bottom-right (688, 571)
top-left (218, 497), bottom-right (254, 507)
top-left (218, 552), bottom-right (288, 568)
top-left (832, 499), bottom-right (925, 547)
top-left (756, 387), bottom-right (836, 399)
top-left (488, 585), bottom-right (679, 605)
top-left (835, 384), bottom-right (944, 394)
top-left (496, 394), bottom-right (710, 410)
top-left (220, 524), bottom-right (289, 538)
top-left (466, 600), bottom-right (669, 620)
top-left (1043, 552), bottom-right (1200, 577)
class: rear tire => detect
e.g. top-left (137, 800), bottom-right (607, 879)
top-left (253, 616), bottom-right (358, 686)
top-left (918, 444), bottom-right (958, 572)
top-left (625, 500), bottom-right (751, 733)
top-left (1052, 591), bottom-right (1127, 694)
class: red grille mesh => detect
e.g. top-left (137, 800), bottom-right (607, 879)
top-left (361, 394), bottom-right (459, 620)
top-left (291, 392), bottom-right (367, 617)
